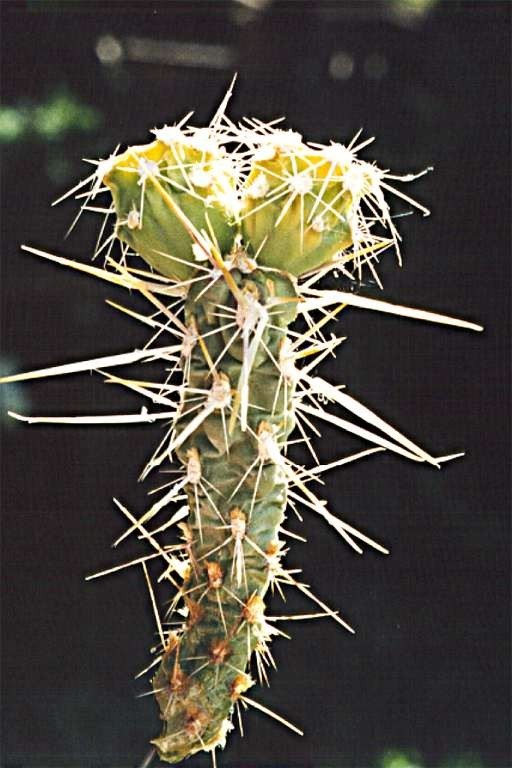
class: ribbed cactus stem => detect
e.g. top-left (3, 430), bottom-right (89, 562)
top-left (151, 267), bottom-right (297, 762)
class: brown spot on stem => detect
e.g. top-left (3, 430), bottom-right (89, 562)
top-left (266, 540), bottom-right (280, 557)
top-left (243, 593), bottom-right (265, 624)
top-left (230, 673), bottom-right (254, 701)
top-left (184, 705), bottom-right (210, 738)
top-left (185, 598), bottom-right (204, 628)
top-left (205, 560), bottom-right (223, 589)
top-left (169, 665), bottom-right (189, 697)
top-left (209, 638), bottom-right (231, 665)
top-left (163, 632), bottom-right (179, 657)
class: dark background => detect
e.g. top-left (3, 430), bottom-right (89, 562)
top-left (0, 1), bottom-right (510, 767)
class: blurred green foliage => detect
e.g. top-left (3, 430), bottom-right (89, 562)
top-left (439, 754), bottom-right (483, 768)
top-left (377, 750), bottom-right (484, 768)
top-left (0, 90), bottom-right (101, 144)
top-left (380, 750), bottom-right (423, 768)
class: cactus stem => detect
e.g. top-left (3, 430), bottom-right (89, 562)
top-left (2, 98), bottom-right (484, 765)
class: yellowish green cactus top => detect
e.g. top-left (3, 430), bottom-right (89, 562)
top-left (100, 117), bottom-right (425, 285)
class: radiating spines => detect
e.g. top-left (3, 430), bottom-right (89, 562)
top-left (95, 113), bottom-right (428, 285)
top-left (101, 128), bottom-right (239, 282)
top-left (240, 130), bottom-right (355, 277)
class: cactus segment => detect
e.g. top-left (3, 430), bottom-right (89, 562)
top-left (241, 134), bottom-right (354, 275)
top-left (151, 271), bottom-right (296, 762)
top-left (1, 91), bottom-right (482, 766)
top-left (103, 133), bottom-right (238, 282)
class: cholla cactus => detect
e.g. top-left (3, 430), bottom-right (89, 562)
top-left (1, 87), bottom-right (482, 766)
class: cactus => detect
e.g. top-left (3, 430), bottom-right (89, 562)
top-left (1, 89), bottom-right (482, 766)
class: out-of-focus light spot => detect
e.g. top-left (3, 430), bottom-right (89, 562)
top-left (231, 0), bottom-right (270, 26)
top-left (234, 0), bottom-right (271, 8)
top-left (0, 107), bottom-right (27, 142)
top-left (364, 53), bottom-right (388, 80)
top-left (329, 51), bottom-right (354, 81)
top-left (124, 36), bottom-right (235, 70)
top-left (380, 751), bottom-right (423, 768)
top-left (95, 34), bottom-right (124, 65)
top-left (33, 93), bottom-right (100, 140)
top-left (0, 93), bottom-right (100, 145)
top-left (388, 0), bottom-right (438, 27)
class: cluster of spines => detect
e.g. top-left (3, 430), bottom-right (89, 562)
top-left (68, 85), bottom-right (430, 290)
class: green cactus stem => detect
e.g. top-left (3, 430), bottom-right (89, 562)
top-left (151, 268), bottom-right (297, 761)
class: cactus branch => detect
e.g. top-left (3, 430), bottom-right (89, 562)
top-left (0, 90), bottom-right (482, 765)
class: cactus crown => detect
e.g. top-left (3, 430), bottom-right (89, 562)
top-left (98, 103), bottom-right (429, 287)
